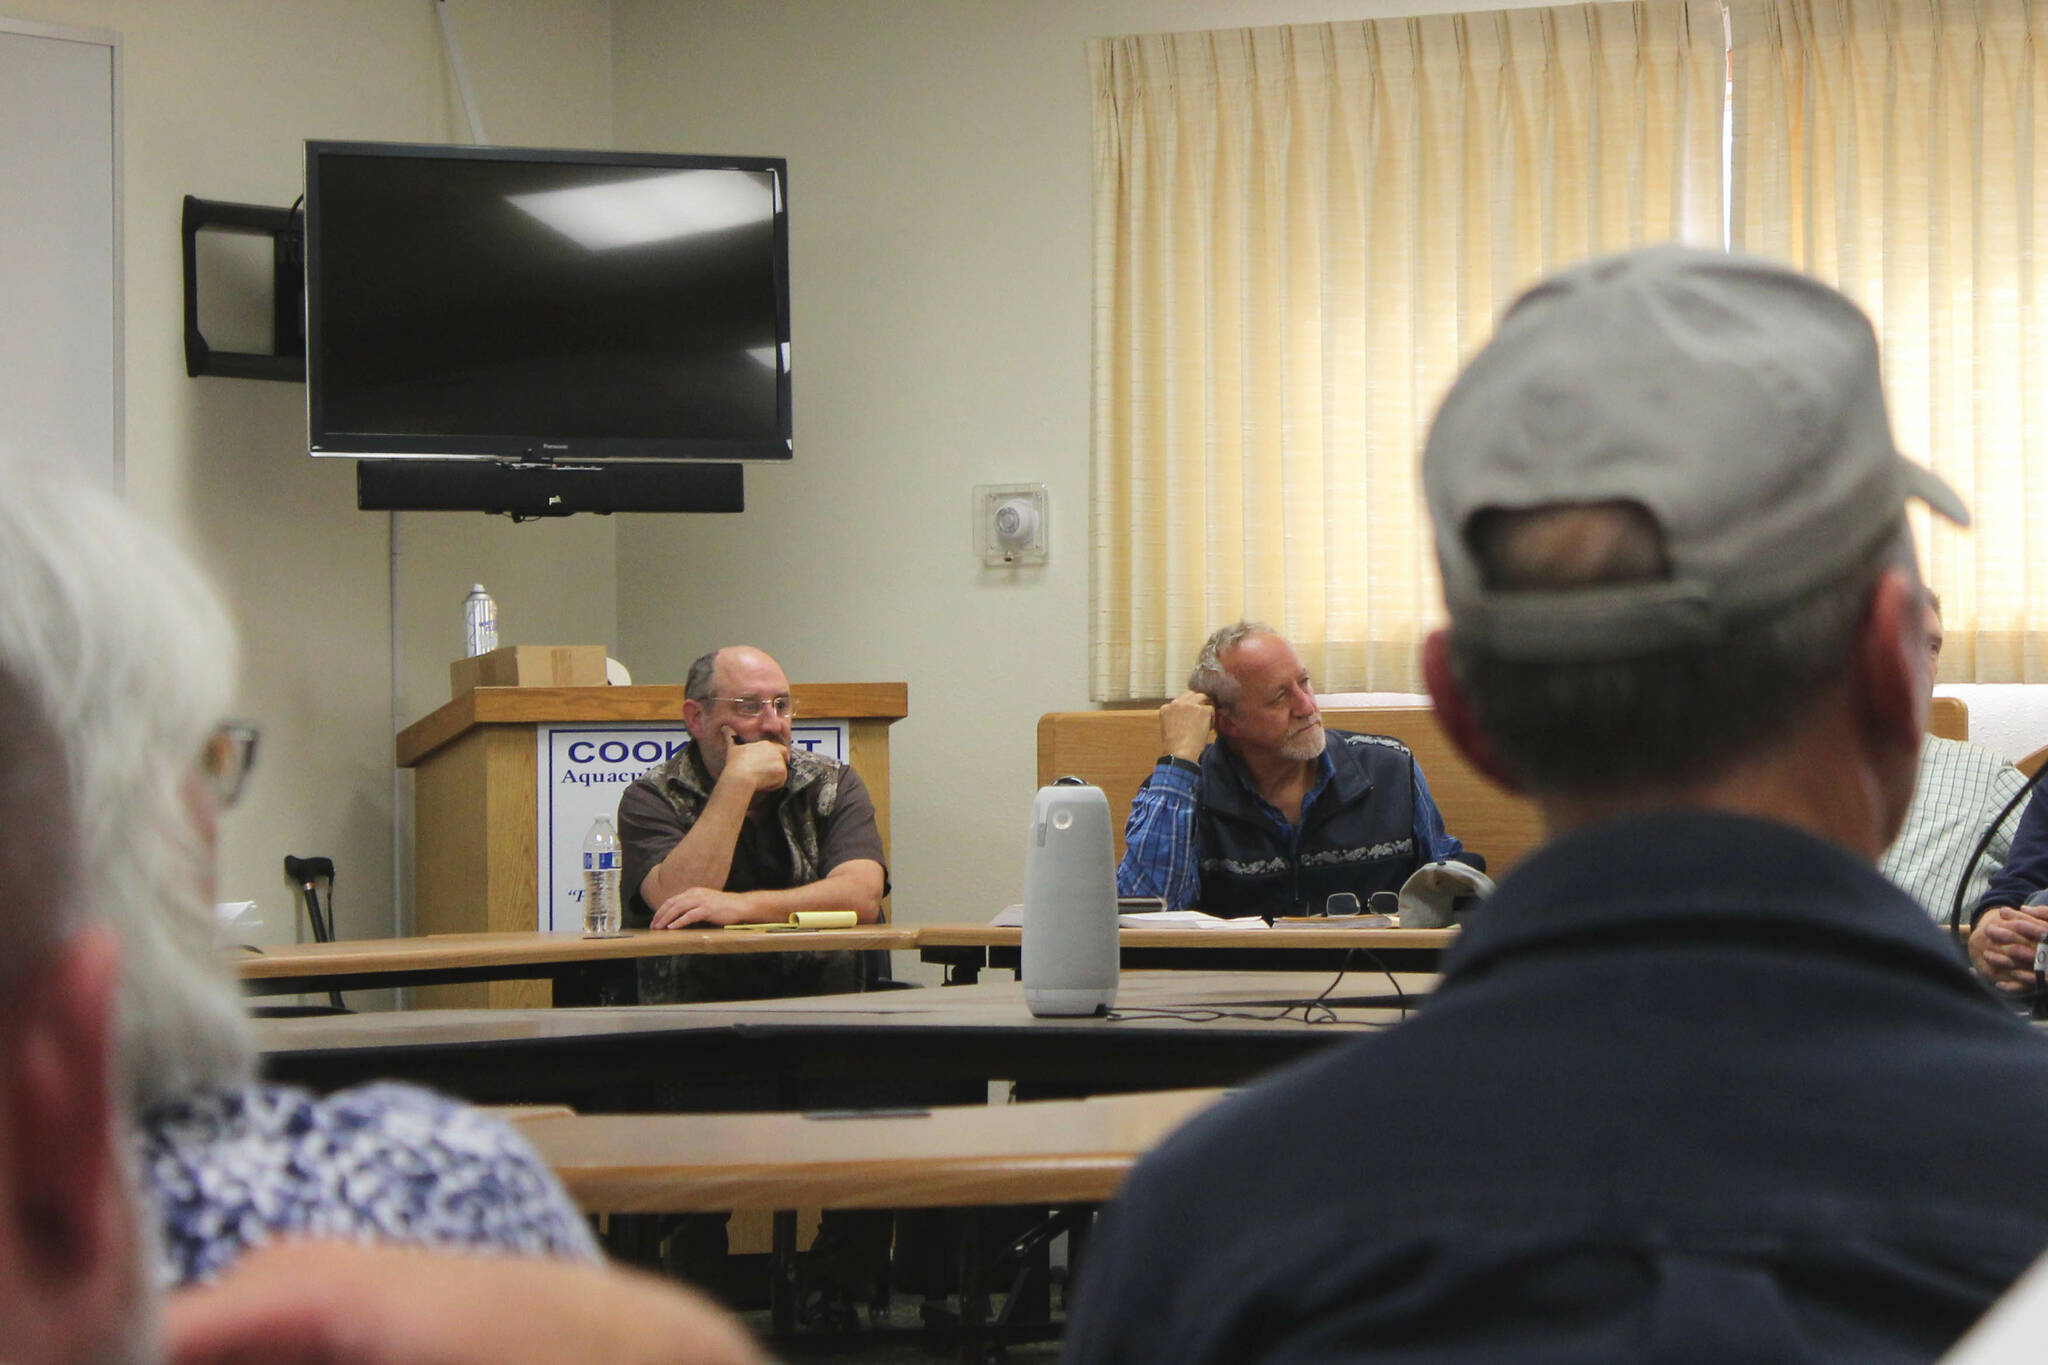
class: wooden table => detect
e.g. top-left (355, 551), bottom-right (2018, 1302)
top-left (260, 971), bottom-right (1421, 1350)
top-left (525, 1087), bottom-right (1226, 1214)
top-left (237, 922), bottom-right (1443, 1000)
top-left (917, 922), bottom-right (1458, 984)
top-left (235, 926), bottom-right (917, 1003)
top-left (255, 970), bottom-right (1431, 1107)
top-left (529, 1089), bottom-right (1231, 1347)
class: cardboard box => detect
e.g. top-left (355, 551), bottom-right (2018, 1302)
top-left (451, 645), bottom-right (608, 697)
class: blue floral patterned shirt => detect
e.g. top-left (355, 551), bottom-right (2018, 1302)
top-left (139, 1082), bottom-right (600, 1285)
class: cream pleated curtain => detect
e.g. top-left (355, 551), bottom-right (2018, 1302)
top-left (1731, 0), bottom-right (2048, 681)
top-left (1089, 4), bottom-right (1727, 700)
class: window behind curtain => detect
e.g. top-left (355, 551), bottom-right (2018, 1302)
top-left (1090, 4), bottom-right (1727, 700)
top-left (1732, 0), bottom-right (2048, 683)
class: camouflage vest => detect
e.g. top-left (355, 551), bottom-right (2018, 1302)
top-left (647, 741), bottom-right (846, 888)
top-left (630, 742), bottom-right (856, 1005)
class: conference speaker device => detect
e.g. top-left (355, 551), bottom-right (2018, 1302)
top-left (1021, 783), bottom-right (1119, 1017)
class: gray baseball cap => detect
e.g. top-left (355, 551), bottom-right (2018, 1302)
top-left (1423, 245), bottom-right (1969, 659)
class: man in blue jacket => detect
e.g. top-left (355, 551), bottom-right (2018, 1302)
top-left (1116, 621), bottom-right (1469, 917)
top-left (1968, 790), bottom-right (2048, 986)
top-left (1067, 245), bottom-right (2048, 1365)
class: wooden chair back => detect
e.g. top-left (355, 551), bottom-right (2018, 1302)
top-left (1040, 696), bottom-right (1975, 880)
top-left (1037, 707), bottom-right (1548, 875)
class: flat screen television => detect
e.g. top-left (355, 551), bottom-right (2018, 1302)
top-left (304, 140), bottom-right (791, 463)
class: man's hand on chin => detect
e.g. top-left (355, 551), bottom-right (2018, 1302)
top-left (651, 887), bottom-right (759, 928)
top-left (719, 727), bottom-right (790, 795)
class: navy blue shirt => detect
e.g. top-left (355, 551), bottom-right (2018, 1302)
top-left (1976, 783), bottom-right (2048, 920)
top-left (1118, 731), bottom-right (1468, 915)
top-left (1067, 811), bottom-right (2048, 1364)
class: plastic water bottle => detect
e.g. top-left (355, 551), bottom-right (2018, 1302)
top-left (462, 584), bottom-right (497, 657)
top-left (582, 817), bottom-right (622, 937)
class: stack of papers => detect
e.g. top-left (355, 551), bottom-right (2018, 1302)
top-left (1119, 909), bottom-right (1256, 929)
top-left (990, 905), bottom-right (1267, 929)
top-left (725, 910), bottom-right (861, 932)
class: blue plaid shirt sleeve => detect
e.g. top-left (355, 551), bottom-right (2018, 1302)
top-left (1412, 761), bottom-right (1470, 866)
top-left (1117, 760), bottom-right (1202, 908)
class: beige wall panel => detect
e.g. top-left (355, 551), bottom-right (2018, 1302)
top-left (1, 0), bottom-right (613, 961)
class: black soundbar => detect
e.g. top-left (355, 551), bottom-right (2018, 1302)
top-left (355, 460), bottom-right (744, 517)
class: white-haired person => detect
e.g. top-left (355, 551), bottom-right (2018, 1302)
top-left (0, 628), bottom-right (767, 1365)
top-left (0, 665), bottom-right (152, 1365)
top-left (0, 460), bottom-right (598, 1286)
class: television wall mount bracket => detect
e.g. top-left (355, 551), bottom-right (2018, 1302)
top-left (181, 195), bottom-right (305, 382)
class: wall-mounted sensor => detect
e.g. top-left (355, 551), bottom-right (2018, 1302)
top-left (975, 483), bottom-right (1048, 566)
top-left (995, 498), bottom-right (1039, 549)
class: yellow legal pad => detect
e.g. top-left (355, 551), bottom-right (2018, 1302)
top-left (723, 910), bottom-right (862, 933)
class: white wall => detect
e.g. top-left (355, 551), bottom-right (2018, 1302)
top-left (1943, 688), bottom-right (2048, 764)
top-left (2, 0), bottom-right (618, 946)
top-left (0, 20), bottom-right (117, 487)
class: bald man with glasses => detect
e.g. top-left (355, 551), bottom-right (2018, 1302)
top-left (614, 645), bottom-right (894, 1314)
top-left (617, 645), bottom-right (887, 1002)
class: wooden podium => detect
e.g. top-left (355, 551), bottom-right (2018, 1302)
top-left (395, 683), bottom-right (908, 1007)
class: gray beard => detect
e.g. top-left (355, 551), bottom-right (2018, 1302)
top-left (1279, 723), bottom-right (1327, 762)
